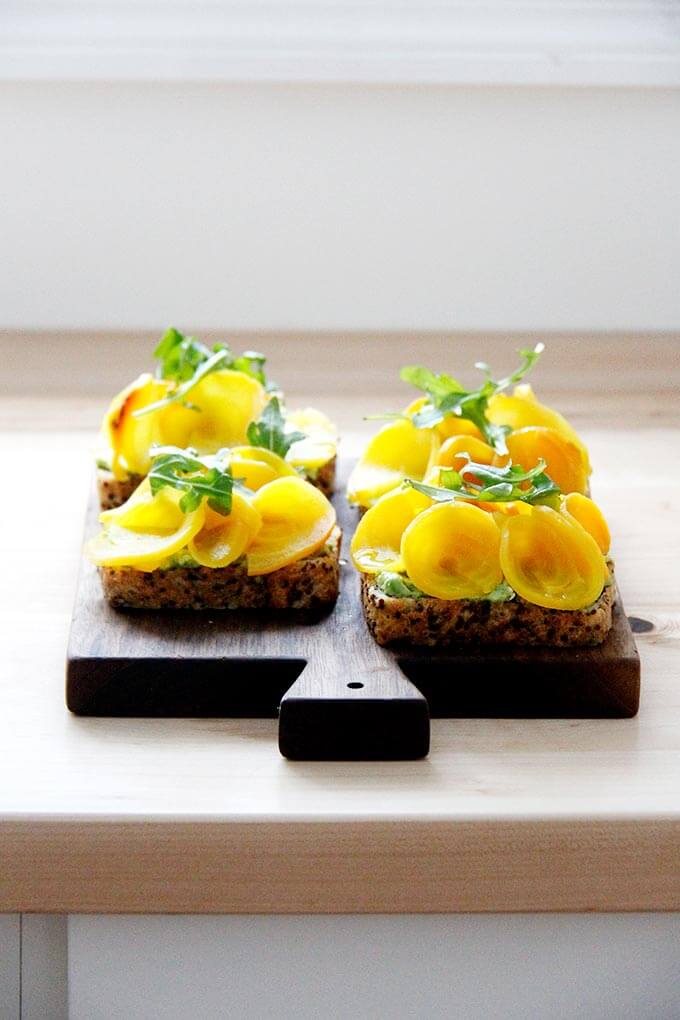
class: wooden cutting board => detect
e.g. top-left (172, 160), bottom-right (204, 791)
top-left (67, 462), bottom-right (640, 760)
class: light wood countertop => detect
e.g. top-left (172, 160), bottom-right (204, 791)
top-left (1, 334), bottom-right (679, 913)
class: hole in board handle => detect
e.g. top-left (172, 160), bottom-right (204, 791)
top-left (347, 682), bottom-right (364, 689)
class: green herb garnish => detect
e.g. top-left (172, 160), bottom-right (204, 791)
top-left (400, 344), bottom-right (543, 454)
top-left (407, 456), bottom-right (561, 508)
top-left (154, 328), bottom-right (212, 383)
top-left (375, 572), bottom-right (425, 599)
top-left (148, 446), bottom-right (234, 515)
top-left (133, 328), bottom-right (270, 418)
top-left (246, 397), bottom-right (306, 458)
top-left (375, 571), bottom-right (514, 603)
top-left (479, 580), bottom-right (515, 603)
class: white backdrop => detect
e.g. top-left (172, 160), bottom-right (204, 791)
top-left (1, 83), bottom-right (679, 332)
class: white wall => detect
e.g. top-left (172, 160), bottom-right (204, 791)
top-left (1, 84), bottom-right (679, 332)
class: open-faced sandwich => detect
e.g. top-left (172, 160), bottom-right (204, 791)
top-left (347, 343), bottom-right (590, 510)
top-left (351, 459), bottom-right (612, 647)
top-left (88, 446), bottom-right (340, 610)
top-left (97, 328), bottom-right (337, 509)
top-left (349, 344), bottom-right (613, 647)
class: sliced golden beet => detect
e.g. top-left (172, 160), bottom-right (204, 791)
top-left (159, 370), bottom-right (267, 454)
top-left (435, 417), bottom-right (485, 442)
top-left (487, 384), bottom-right (590, 472)
top-left (105, 374), bottom-right (172, 479)
top-left (286, 437), bottom-right (337, 473)
top-left (562, 492), bottom-right (611, 555)
top-left (436, 435), bottom-right (496, 474)
top-left (488, 501), bottom-right (533, 522)
top-left (229, 457), bottom-right (279, 492)
top-left (285, 414), bottom-right (337, 472)
top-left (87, 489), bottom-right (205, 572)
top-left (230, 446), bottom-right (296, 491)
top-left (401, 502), bottom-right (503, 600)
top-left (286, 407), bottom-right (337, 440)
top-left (188, 493), bottom-right (261, 568)
top-left (502, 426), bottom-right (589, 495)
top-left (499, 505), bottom-right (606, 610)
top-left (404, 397), bottom-right (484, 443)
top-left (347, 418), bottom-right (438, 508)
top-left (100, 477), bottom-right (184, 531)
top-left (350, 487), bottom-right (432, 574)
top-left (403, 396), bottom-right (428, 416)
top-left (246, 476), bottom-right (336, 576)
top-left (231, 446), bottom-right (296, 474)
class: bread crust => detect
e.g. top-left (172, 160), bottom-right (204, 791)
top-left (99, 529), bottom-right (341, 610)
top-left (361, 570), bottom-right (615, 647)
top-left (97, 471), bottom-right (142, 510)
top-left (97, 455), bottom-right (337, 510)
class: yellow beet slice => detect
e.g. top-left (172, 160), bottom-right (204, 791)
top-left (350, 487), bottom-right (432, 574)
top-left (159, 370), bottom-right (267, 454)
top-left (286, 437), bottom-right (337, 473)
top-left (229, 446), bottom-right (296, 491)
top-left (435, 417), bottom-right (485, 442)
top-left (287, 407), bottom-right (337, 439)
top-left (502, 426), bottom-right (589, 495)
top-left (100, 477), bottom-right (185, 530)
top-left (285, 407), bottom-right (337, 472)
top-left (347, 418), bottom-right (438, 508)
top-left (404, 397), bottom-right (485, 443)
top-left (487, 384), bottom-right (590, 472)
top-left (188, 493), bottom-right (261, 568)
top-left (562, 492), bottom-right (611, 555)
top-left (87, 497), bottom-right (205, 572)
top-left (231, 446), bottom-right (296, 475)
top-left (436, 435), bottom-right (496, 474)
top-left (489, 501), bottom-right (533, 522)
top-left (403, 396), bottom-right (428, 416)
top-left (229, 457), bottom-right (279, 491)
top-left (105, 374), bottom-right (172, 479)
top-left (500, 505), bottom-right (606, 610)
top-left (246, 476), bottom-right (336, 576)
top-left (401, 502), bottom-right (503, 600)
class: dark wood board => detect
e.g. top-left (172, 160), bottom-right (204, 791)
top-left (66, 461), bottom-right (640, 760)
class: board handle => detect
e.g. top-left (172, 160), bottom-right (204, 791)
top-left (278, 657), bottom-right (430, 761)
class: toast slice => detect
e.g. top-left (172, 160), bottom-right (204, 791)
top-left (100, 528), bottom-right (341, 610)
top-left (97, 455), bottom-right (337, 510)
top-left (361, 568), bottom-right (615, 647)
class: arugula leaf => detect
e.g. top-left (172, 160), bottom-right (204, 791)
top-left (401, 343), bottom-right (544, 453)
top-left (154, 328), bottom-right (212, 383)
top-left (134, 329), bottom-right (271, 417)
top-left (135, 347), bottom-right (231, 418)
top-left (148, 446), bottom-right (234, 515)
top-left (399, 366), bottom-right (465, 400)
top-left (246, 397), bottom-right (306, 458)
top-left (406, 455), bottom-right (561, 508)
top-left (225, 348), bottom-right (268, 387)
top-left (375, 571), bottom-right (424, 599)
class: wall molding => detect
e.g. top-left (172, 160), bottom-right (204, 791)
top-left (2, 1), bottom-right (680, 86)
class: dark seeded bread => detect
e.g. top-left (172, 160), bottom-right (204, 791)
top-left (310, 455), bottom-right (336, 498)
top-left (100, 529), bottom-right (341, 610)
top-left (361, 569), bottom-right (615, 647)
top-left (97, 455), bottom-right (337, 510)
top-left (98, 470), bottom-right (144, 510)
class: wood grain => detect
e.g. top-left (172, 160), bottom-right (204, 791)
top-left (0, 333), bottom-right (679, 912)
top-left (0, 819), bottom-right (678, 915)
